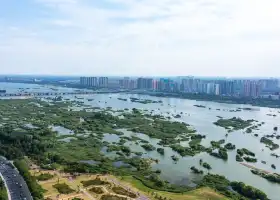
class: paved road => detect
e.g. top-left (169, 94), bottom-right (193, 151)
top-left (0, 159), bottom-right (32, 200)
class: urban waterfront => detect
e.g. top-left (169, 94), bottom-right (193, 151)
top-left (1, 82), bottom-right (280, 199)
top-left (79, 76), bottom-right (280, 99)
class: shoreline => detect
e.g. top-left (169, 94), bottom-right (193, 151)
top-left (240, 163), bottom-right (280, 177)
top-left (2, 81), bottom-right (280, 109)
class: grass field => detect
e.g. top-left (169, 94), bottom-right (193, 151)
top-left (31, 169), bottom-right (228, 200)
top-left (31, 169), bottom-right (98, 199)
top-left (118, 176), bottom-right (228, 200)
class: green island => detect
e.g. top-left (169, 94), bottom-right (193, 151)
top-left (243, 157), bottom-right (257, 163)
top-left (156, 148), bottom-right (165, 155)
top-left (224, 143), bottom-right (236, 150)
top-left (210, 139), bottom-right (225, 148)
top-left (130, 97), bottom-right (163, 104)
top-left (236, 155), bottom-right (243, 162)
top-left (0, 98), bottom-right (270, 200)
top-left (209, 148), bottom-right (228, 160)
top-left (251, 170), bottom-right (280, 184)
top-left (213, 117), bottom-right (254, 131)
top-left (260, 137), bottom-right (279, 150)
top-left (202, 162), bottom-right (212, 170)
top-left (141, 144), bottom-right (156, 151)
top-left (190, 166), bottom-right (203, 174)
top-left (237, 148), bottom-right (255, 157)
top-left (117, 98), bottom-right (128, 101)
top-left (193, 105), bottom-right (206, 108)
top-left (171, 155), bottom-right (179, 162)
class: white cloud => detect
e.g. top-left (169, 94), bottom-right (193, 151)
top-left (1, 0), bottom-right (280, 76)
top-left (50, 19), bottom-right (73, 27)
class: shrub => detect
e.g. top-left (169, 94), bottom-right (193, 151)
top-left (89, 187), bottom-right (105, 194)
top-left (81, 178), bottom-right (108, 187)
top-left (236, 154), bottom-right (243, 162)
top-left (224, 143), bottom-right (236, 150)
top-left (53, 183), bottom-right (74, 194)
top-left (141, 144), bottom-right (156, 151)
top-left (35, 173), bottom-right (54, 181)
top-left (112, 187), bottom-right (137, 198)
top-left (190, 166), bottom-right (203, 174)
top-left (156, 148), bottom-right (164, 155)
top-left (243, 157), bottom-right (257, 163)
top-left (230, 181), bottom-right (268, 200)
top-left (202, 162), bottom-right (212, 170)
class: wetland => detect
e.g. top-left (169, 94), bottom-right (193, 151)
top-left (1, 83), bottom-right (280, 200)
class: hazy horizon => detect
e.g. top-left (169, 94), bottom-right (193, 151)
top-left (1, 0), bottom-right (280, 76)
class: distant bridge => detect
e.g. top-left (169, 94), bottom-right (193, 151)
top-left (0, 91), bottom-right (97, 97)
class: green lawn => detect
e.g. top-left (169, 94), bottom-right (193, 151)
top-left (119, 176), bottom-right (228, 200)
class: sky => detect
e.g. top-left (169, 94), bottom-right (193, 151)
top-left (0, 0), bottom-right (280, 77)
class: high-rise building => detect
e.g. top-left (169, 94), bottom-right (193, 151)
top-left (137, 78), bottom-right (153, 90)
top-left (119, 77), bottom-right (130, 89)
top-left (90, 77), bottom-right (98, 87)
top-left (80, 77), bottom-right (98, 87)
top-left (80, 77), bottom-right (86, 85)
top-left (181, 77), bottom-right (195, 93)
top-left (250, 81), bottom-right (262, 97)
top-left (264, 79), bottom-right (278, 91)
top-left (99, 77), bottom-right (109, 88)
top-left (207, 83), bottom-right (215, 94)
top-left (233, 80), bottom-right (243, 96)
top-left (129, 80), bottom-right (137, 89)
top-left (108, 79), bottom-right (120, 89)
top-left (152, 80), bottom-right (159, 91)
top-left (226, 81), bottom-right (234, 95)
top-left (243, 80), bottom-right (251, 97)
top-left (215, 84), bottom-right (220, 95)
top-left (217, 80), bottom-right (226, 95)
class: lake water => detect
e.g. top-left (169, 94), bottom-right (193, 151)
top-left (1, 82), bottom-right (280, 199)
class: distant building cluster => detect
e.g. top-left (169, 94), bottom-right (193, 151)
top-left (80, 76), bottom-right (280, 98)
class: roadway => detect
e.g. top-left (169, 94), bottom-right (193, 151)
top-left (0, 158), bottom-right (32, 200)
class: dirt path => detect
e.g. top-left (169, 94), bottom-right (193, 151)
top-left (82, 189), bottom-right (96, 200)
top-left (240, 163), bottom-right (272, 174)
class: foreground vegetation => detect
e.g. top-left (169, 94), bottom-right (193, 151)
top-left (0, 179), bottom-right (8, 200)
top-left (14, 159), bottom-right (44, 199)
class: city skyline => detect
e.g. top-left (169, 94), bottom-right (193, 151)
top-left (78, 76), bottom-right (280, 98)
top-left (1, 1), bottom-right (280, 76)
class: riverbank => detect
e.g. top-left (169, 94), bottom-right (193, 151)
top-left (2, 81), bottom-right (280, 109)
top-left (130, 91), bottom-right (280, 109)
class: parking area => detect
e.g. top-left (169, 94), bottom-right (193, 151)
top-left (0, 159), bottom-right (32, 200)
